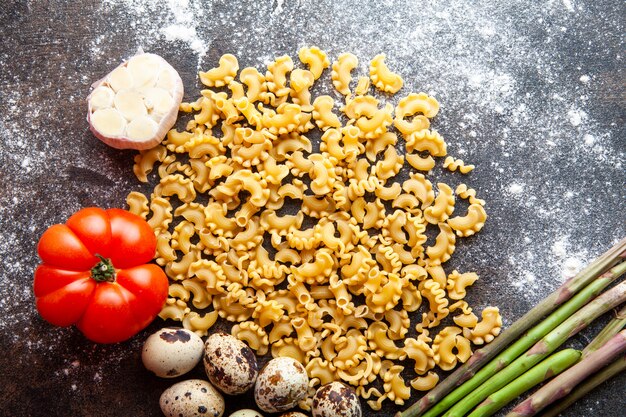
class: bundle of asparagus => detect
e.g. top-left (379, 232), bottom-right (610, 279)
top-left (397, 237), bottom-right (626, 417)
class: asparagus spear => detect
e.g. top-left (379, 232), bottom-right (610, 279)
top-left (398, 238), bottom-right (626, 417)
top-left (442, 280), bottom-right (626, 417)
top-left (419, 260), bottom-right (626, 417)
top-left (581, 304), bottom-right (626, 357)
top-left (508, 329), bottom-right (626, 417)
top-left (539, 353), bottom-right (626, 417)
top-left (467, 349), bottom-right (581, 417)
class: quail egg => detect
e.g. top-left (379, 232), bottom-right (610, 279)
top-left (228, 410), bottom-right (264, 417)
top-left (142, 327), bottom-right (204, 378)
top-left (204, 332), bottom-right (259, 395)
top-left (280, 413), bottom-right (308, 417)
top-left (312, 382), bottom-right (361, 417)
top-left (160, 379), bottom-right (225, 417)
top-left (254, 357), bottom-right (309, 413)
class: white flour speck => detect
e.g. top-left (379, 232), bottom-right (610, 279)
top-left (562, 0), bottom-right (575, 13)
top-left (273, 0), bottom-right (285, 15)
top-left (508, 183), bottom-right (524, 194)
top-left (567, 109), bottom-right (586, 127)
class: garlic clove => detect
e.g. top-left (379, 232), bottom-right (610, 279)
top-left (114, 90), bottom-right (147, 121)
top-left (156, 69), bottom-right (176, 90)
top-left (127, 54), bottom-right (161, 89)
top-left (90, 108), bottom-right (127, 137)
top-left (127, 116), bottom-right (158, 141)
top-left (107, 66), bottom-right (134, 92)
top-left (89, 86), bottom-right (115, 110)
top-left (143, 87), bottom-right (175, 115)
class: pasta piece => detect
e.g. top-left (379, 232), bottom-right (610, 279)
top-left (232, 321), bottom-right (270, 355)
top-left (313, 96), bottom-right (341, 131)
top-left (394, 92), bottom-right (439, 135)
top-left (155, 231), bottom-right (177, 266)
top-left (239, 67), bottom-right (266, 103)
top-left (446, 270), bottom-right (479, 300)
top-left (331, 53), bottom-right (358, 96)
top-left (411, 372), bottom-right (439, 391)
top-left (126, 191), bottom-right (149, 219)
top-left (424, 183), bottom-right (455, 225)
top-left (366, 131), bottom-right (397, 161)
top-left (367, 322), bottom-right (402, 360)
top-left (406, 152), bottom-right (436, 172)
top-left (272, 337), bottom-right (307, 364)
top-left (419, 279), bottom-right (449, 321)
top-left (290, 69), bottom-right (315, 111)
top-left (183, 311), bottom-right (219, 337)
top-left (374, 145), bottom-right (404, 180)
top-left (406, 129), bottom-right (447, 157)
top-left (298, 46), bottom-right (330, 79)
top-left (467, 307), bottom-right (502, 345)
top-left (443, 156), bottom-right (475, 174)
top-left (147, 197), bottom-right (173, 234)
top-left (369, 54), bottom-right (403, 94)
top-left (402, 172), bottom-right (435, 208)
top-left (199, 54), bottom-right (239, 87)
top-left (453, 311), bottom-right (479, 329)
top-left (425, 223), bottom-right (456, 265)
top-left (404, 337), bottom-right (435, 374)
top-left (382, 365), bottom-right (411, 405)
top-left (154, 174), bottom-right (196, 203)
top-left (252, 299), bottom-right (285, 328)
top-left (265, 55), bottom-right (294, 99)
top-left (447, 203), bottom-right (487, 237)
top-left (455, 183), bottom-right (486, 206)
top-left (355, 76), bottom-right (370, 96)
top-left (133, 145), bottom-right (168, 182)
top-left (385, 309), bottom-right (410, 340)
top-left (432, 326), bottom-right (472, 371)
top-left (261, 103), bottom-right (302, 135)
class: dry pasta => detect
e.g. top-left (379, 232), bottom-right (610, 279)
top-left (128, 48), bottom-right (497, 412)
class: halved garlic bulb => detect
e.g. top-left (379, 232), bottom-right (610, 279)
top-left (87, 52), bottom-right (184, 150)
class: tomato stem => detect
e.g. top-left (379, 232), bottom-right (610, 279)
top-left (91, 254), bottom-right (116, 282)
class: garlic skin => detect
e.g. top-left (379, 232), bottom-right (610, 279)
top-left (87, 52), bottom-right (183, 150)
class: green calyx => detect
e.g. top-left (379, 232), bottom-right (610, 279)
top-left (90, 254), bottom-right (116, 282)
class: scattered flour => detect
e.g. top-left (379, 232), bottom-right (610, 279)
top-left (562, 0), bottom-right (576, 13)
top-left (100, 0), bottom-right (209, 67)
top-left (508, 183), bottom-right (524, 194)
top-left (567, 108), bottom-right (586, 126)
top-left (0, 1), bottom-right (624, 415)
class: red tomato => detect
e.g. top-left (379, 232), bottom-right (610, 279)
top-left (33, 207), bottom-right (169, 344)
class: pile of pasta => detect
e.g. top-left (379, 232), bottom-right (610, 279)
top-left (126, 47), bottom-right (501, 411)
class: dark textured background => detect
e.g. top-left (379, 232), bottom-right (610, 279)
top-left (0, 1), bottom-right (624, 416)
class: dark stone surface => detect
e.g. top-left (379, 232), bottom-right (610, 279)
top-left (0, 1), bottom-right (624, 416)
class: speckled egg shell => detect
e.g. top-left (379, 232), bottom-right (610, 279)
top-left (142, 327), bottom-right (204, 378)
top-left (204, 332), bottom-right (258, 395)
top-left (228, 409), bottom-right (264, 417)
top-left (279, 412), bottom-right (308, 417)
top-left (160, 379), bottom-right (225, 417)
top-left (254, 357), bottom-right (309, 413)
top-left (312, 382), bottom-right (361, 417)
